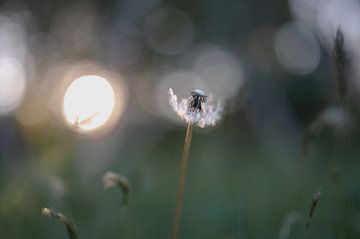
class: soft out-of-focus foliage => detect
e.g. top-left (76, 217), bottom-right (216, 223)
top-left (1, 0), bottom-right (360, 238)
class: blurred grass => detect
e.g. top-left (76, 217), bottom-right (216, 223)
top-left (2, 113), bottom-right (360, 238)
top-left (1, 0), bottom-right (360, 238)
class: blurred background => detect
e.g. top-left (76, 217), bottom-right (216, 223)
top-left (1, 0), bottom-right (360, 238)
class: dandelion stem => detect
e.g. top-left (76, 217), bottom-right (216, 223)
top-left (171, 122), bottom-right (193, 239)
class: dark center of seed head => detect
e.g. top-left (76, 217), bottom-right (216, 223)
top-left (189, 90), bottom-right (207, 112)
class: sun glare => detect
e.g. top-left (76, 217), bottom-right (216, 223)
top-left (63, 75), bottom-right (116, 131)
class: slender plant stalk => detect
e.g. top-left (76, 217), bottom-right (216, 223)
top-left (41, 207), bottom-right (78, 239)
top-left (305, 187), bottom-right (321, 230)
top-left (102, 171), bottom-right (130, 206)
top-left (171, 122), bottom-right (194, 239)
top-left (333, 29), bottom-right (349, 103)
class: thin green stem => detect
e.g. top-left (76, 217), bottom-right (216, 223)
top-left (171, 122), bottom-right (193, 239)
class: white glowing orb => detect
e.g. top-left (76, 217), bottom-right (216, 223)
top-left (63, 75), bottom-right (116, 131)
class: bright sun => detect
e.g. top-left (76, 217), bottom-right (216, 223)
top-left (63, 75), bottom-right (116, 131)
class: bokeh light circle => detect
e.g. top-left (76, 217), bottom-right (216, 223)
top-left (63, 75), bottom-right (116, 131)
top-left (288, 0), bottom-right (326, 28)
top-left (274, 22), bottom-right (320, 75)
top-left (179, 44), bottom-right (245, 99)
top-left (192, 45), bottom-right (244, 99)
top-left (0, 57), bottom-right (26, 115)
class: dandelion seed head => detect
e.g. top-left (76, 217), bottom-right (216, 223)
top-left (191, 89), bottom-right (205, 96)
top-left (168, 88), bottom-right (223, 128)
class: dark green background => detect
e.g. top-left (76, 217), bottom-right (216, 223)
top-left (0, 0), bottom-right (359, 238)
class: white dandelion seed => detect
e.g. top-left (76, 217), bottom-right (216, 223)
top-left (168, 88), bottom-right (223, 128)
